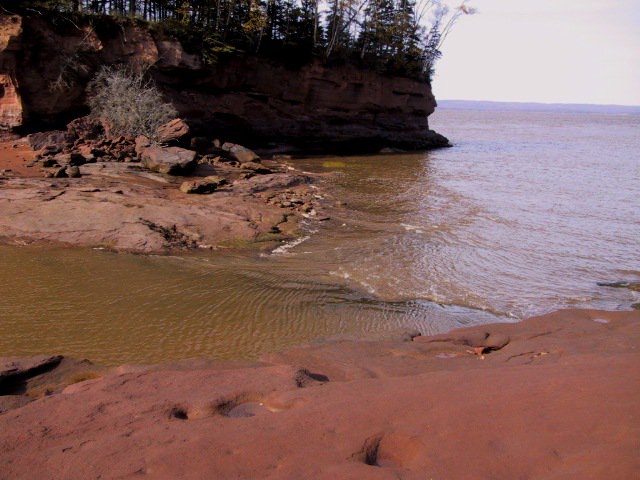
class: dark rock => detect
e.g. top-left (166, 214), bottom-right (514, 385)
top-left (53, 153), bottom-right (86, 167)
top-left (179, 175), bottom-right (226, 194)
top-left (190, 137), bottom-right (211, 154)
top-left (66, 116), bottom-right (103, 141)
top-left (66, 166), bottom-right (81, 178)
top-left (156, 118), bottom-right (189, 144)
top-left (27, 131), bottom-right (70, 151)
top-left (53, 166), bottom-right (68, 178)
top-left (379, 147), bottom-right (407, 154)
top-left (597, 281), bottom-right (640, 292)
top-left (140, 146), bottom-right (197, 175)
top-left (41, 158), bottom-right (58, 168)
top-left (37, 145), bottom-right (63, 157)
top-left (241, 161), bottom-right (272, 175)
top-left (0, 355), bottom-right (63, 385)
top-left (91, 148), bottom-right (108, 158)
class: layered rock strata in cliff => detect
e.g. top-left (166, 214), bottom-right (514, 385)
top-left (0, 13), bottom-right (448, 152)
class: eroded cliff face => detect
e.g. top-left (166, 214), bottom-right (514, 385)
top-left (0, 13), bottom-right (448, 152)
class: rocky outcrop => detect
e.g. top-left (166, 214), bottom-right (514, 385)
top-left (0, 16), bottom-right (23, 130)
top-left (0, 13), bottom-right (448, 153)
top-left (0, 309), bottom-right (639, 478)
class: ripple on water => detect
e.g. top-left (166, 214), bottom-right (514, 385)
top-left (1, 108), bottom-right (638, 363)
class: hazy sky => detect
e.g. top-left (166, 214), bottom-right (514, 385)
top-left (432, 0), bottom-right (640, 105)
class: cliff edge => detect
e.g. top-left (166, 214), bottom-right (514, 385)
top-left (0, 14), bottom-right (449, 153)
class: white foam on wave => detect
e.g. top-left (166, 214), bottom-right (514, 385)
top-left (400, 223), bottom-right (425, 234)
top-left (271, 234), bottom-right (312, 255)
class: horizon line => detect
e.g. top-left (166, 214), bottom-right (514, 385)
top-left (437, 99), bottom-right (640, 109)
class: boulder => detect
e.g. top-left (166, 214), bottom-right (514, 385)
top-left (66, 166), bottom-right (81, 178)
top-left (36, 145), bottom-right (63, 157)
top-left (179, 175), bottom-right (226, 194)
top-left (40, 158), bottom-right (58, 168)
top-left (241, 161), bottom-right (273, 175)
top-left (221, 143), bottom-right (260, 164)
top-left (66, 116), bottom-right (103, 141)
top-left (0, 355), bottom-right (63, 384)
top-left (134, 135), bottom-right (151, 157)
top-left (156, 118), bottom-right (189, 144)
top-left (53, 153), bottom-right (86, 167)
top-left (140, 146), bottom-right (197, 175)
top-left (190, 137), bottom-right (211, 154)
top-left (53, 166), bottom-right (68, 178)
top-left (27, 130), bottom-right (70, 151)
top-left (76, 144), bottom-right (96, 162)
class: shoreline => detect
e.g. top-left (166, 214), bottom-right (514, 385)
top-left (0, 138), bottom-right (331, 254)
top-left (1, 308), bottom-right (638, 479)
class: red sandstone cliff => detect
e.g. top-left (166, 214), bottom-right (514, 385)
top-left (0, 13), bottom-right (448, 152)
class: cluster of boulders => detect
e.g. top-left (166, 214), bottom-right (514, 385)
top-left (25, 116), bottom-right (277, 193)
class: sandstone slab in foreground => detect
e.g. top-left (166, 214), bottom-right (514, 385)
top-left (0, 309), bottom-right (638, 479)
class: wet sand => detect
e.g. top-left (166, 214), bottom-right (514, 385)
top-left (0, 138), bottom-right (42, 177)
top-left (1, 308), bottom-right (638, 479)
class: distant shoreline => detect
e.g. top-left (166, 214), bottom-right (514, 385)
top-left (437, 99), bottom-right (640, 115)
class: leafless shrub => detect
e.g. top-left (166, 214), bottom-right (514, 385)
top-left (49, 49), bottom-right (90, 92)
top-left (49, 29), bottom-right (94, 94)
top-left (87, 65), bottom-right (177, 139)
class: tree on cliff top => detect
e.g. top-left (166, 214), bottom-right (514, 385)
top-left (87, 66), bottom-right (176, 138)
top-left (3, 0), bottom-right (475, 83)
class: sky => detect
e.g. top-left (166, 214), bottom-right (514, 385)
top-left (432, 0), bottom-right (640, 105)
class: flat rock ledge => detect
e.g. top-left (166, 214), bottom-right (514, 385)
top-left (0, 309), bottom-right (638, 479)
top-left (0, 139), bottom-right (326, 253)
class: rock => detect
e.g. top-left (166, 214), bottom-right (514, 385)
top-left (632, 303), bottom-right (640, 310)
top-left (597, 281), bottom-right (640, 292)
top-left (53, 166), bottom-right (68, 178)
top-left (241, 161), bottom-right (273, 175)
top-left (179, 175), bottom-right (226, 194)
top-left (41, 158), bottom-right (58, 168)
top-left (234, 173), bottom-right (310, 194)
top-left (0, 71), bottom-right (22, 129)
top-left (140, 146), bottom-right (197, 175)
top-left (91, 148), bottom-right (108, 158)
top-left (0, 355), bottom-right (63, 384)
top-left (156, 118), bottom-right (189, 144)
top-left (77, 144), bottom-right (94, 158)
top-left (221, 143), bottom-right (260, 163)
top-left (66, 166), bottom-right (81, 178)
top-left (66, 116), bottom-right (103, 141)
top-left (190, 137), bottom-right (211, 154)
top-left (53, 153), bottom-right (86, 167)
top-left (37, 145), bottom-right (63, 157)
top-left (27, 131), bottom-right (69, 151)
top-left (134, 135), bottom-right (151, 157)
